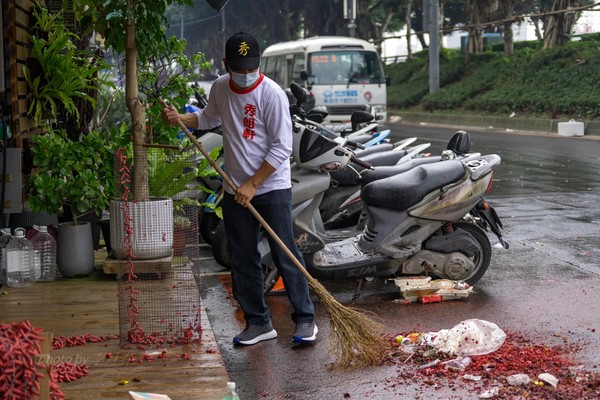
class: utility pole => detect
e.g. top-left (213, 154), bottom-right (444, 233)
top-left (221, 5), bottom-right (226, 52)
top-left (344, 0), bottom-right (357, 38)
top-left (428, 0), bottom-right (440, 93)
top-left (180, 11), bottom-right (184, 40)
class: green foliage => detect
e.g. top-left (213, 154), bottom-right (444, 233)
top-left (23, 2), bottom-right (109, 127)
top-left (388, 35), bottom-right (600, 119)
top-left (27, 128), bottom-right (126, 223)
top-left (146, 145), bottom-right (222, 222)
top-left (136, 36), bottom-right (213, 145)
top-left (384, 49), bottom-right (465, 109)
top-left (72, 0), bottom-right (192, 63)
top-left (146, 145), bottom-right (220, 198)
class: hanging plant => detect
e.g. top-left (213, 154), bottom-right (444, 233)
top-left (23, 1), bottom-right (109, 129)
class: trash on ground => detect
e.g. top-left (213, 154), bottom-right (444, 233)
top-left (129, 392), bottom-right (172, 400)
top-left (479, 387), bottom-right (500, 398)
top-left (538, 372), bottom-right (559, 388)
top-left (506, 373), bottom-right (531, 387)
top-left (463, 374), bottom-right (482, 381)
top-left (392, 276), bottom-right (472, 303)
top-left (418, 359), bottom-right (441, 370)
top-left (442, 356), bottom-right (472, 372)
top-left (420, 319), bottom-right (507, 356)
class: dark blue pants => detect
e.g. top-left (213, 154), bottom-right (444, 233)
top-left (222, 189), bottom-right (315, 326)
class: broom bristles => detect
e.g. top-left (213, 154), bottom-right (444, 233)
top-left (309, 279), bottom-right (390, 369)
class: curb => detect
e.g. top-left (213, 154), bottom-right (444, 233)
top-left (391, 111), bottom-right (600, 138)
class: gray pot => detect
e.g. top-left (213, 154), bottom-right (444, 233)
top-left (57, 221), bottom-right (94, 278)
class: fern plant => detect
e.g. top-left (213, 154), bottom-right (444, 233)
top-left (23, 1), bottom-right (107, 127)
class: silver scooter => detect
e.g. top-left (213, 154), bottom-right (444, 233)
top-left (263, 117), bottom-right (506, 297)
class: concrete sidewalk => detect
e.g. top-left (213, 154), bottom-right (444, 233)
top-left (392, 110), bottom-right (600, 137)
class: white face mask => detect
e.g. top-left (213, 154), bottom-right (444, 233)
top-left (230, 71), bottom-right (260, 88)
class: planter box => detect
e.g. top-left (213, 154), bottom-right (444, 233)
top-left (110, 198), bottom-right (173, 260)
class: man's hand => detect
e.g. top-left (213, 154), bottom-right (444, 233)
top-left (161, 106), bottom-right (180, 126)
top-left (235, 180), bottom-right (258, 207)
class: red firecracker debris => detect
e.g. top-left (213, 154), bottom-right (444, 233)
top-left (389, 330), bottom-right (600, 399)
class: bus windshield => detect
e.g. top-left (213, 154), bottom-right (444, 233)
top-left (307, 50), bottom-right (384, 85)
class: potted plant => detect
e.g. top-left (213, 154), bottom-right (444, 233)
top-left (27, 128), bottom-right (119, 277)
top-left (172, 211), bottom-right (191, 257)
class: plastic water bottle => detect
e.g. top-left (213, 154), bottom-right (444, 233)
top-left (0, 228), bottom-right (12, 285)
top-left (5, 228), bottom-right (36, 288)
top-left (223, 382), bottom-right (240, 400)
top-left (31, 226), bottom-right (57, 282)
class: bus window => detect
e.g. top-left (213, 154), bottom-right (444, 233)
top-left (291, 54), bottom-right (305, 85)
top-left (308, 51), bottom-right (384, 85)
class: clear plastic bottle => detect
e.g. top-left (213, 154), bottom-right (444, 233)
top-left (5, 227), bottom-right (36, 288)
top-left (223, 382), bottom-right (240, 400)
top-left (31, 226), bottom-right (57, 282)
top-left (0, 228), bottom-right (12, 285)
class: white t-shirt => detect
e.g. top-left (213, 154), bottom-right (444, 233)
top-left (194, 73), bottom-right (292, 196)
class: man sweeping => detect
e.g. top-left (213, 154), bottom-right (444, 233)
top-left (161, 31), bottom-right (317, 346)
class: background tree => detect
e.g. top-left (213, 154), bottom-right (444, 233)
top-left (74, 0), bottom-right (191, 201)
top-left (543, 0), bottom-right (582, 49)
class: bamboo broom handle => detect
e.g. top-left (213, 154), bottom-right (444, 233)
top-left (158, 98), bottom-right (316, 283)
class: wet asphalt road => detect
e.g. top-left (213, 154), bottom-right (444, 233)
top-left (197, 122), bottom-right (600, 399)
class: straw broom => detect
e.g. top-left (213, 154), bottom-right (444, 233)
top-left (158, 98), bottom-right (389, 368)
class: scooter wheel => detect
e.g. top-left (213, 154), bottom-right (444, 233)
top-left (449, 221), bottom-right (492, 285)
top-left (211, 220), bottom-right (232, 269)
top-left (199, 212), bottom-right (221, 245)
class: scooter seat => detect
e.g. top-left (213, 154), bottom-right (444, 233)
top-left (360, 156), bottom-right (443, 186)
top-left (353, 143), bottom-right (394, 157)
top-left (361, 160), bottom-right (465, 211)
top-left (330, 149), bottom-right (409, 186)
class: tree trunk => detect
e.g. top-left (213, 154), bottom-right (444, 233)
top-left (126, 0), bottom-right (149, 201)
top-left (543, 0), bottom-right (580, 50)
top-left (502, 0), bottom-right (515, 56)
top-left (464, 0), bottom-right (483, 61)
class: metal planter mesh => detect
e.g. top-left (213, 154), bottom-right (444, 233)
top-left (112, 146), bottom-right (207, 347)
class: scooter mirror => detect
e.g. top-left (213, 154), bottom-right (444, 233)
top-left (351, 111), bottom-right (375, 131)
top-left (447, 130), bottom-right (471, 155)
top-left (290, 82), bottom-right (307, 106)
top-left (307, 109), bottom-right (328, 123)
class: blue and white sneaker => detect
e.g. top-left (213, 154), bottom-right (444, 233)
top-left (292, 322), bottom-right (318, 344)
top-left (233, 323), bottom-right (277, 346)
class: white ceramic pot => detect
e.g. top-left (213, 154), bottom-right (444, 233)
top-left (110, 198), bottom-right (173, 259)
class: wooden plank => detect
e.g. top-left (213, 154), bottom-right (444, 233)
top-left (0, 252), bottom-right (230, 400)
top-left (15, 6), bottom-right (30, 27)
top-left (35, 332), bottom-right (53, 400)
top-left (102, 256), bottom-right (173, 275)
top-left (16, 45), bottom-right (29, 61)
top-left (15, 25), bottom-right (31, 44)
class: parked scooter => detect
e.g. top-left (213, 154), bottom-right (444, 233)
top-left (245, 112), bottom-right (505, 297)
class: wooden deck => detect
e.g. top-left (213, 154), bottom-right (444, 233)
top-left (0, 250), bottom-right (230, 400)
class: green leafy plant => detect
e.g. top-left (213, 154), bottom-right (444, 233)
top-left (173, 213), bottom-right (192, 229)
top-left (27, 127), bottom-right (126, 224)
top-left (23, 1), bottom-right (108, 128)
top-left (147, 146), bottom-right (220, 199)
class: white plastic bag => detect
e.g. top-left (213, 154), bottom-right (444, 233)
top-left (421, 319), bottom-right (506, 356)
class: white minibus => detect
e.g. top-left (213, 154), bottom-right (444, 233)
top-left (261, 36), bottom-right (389, 123)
